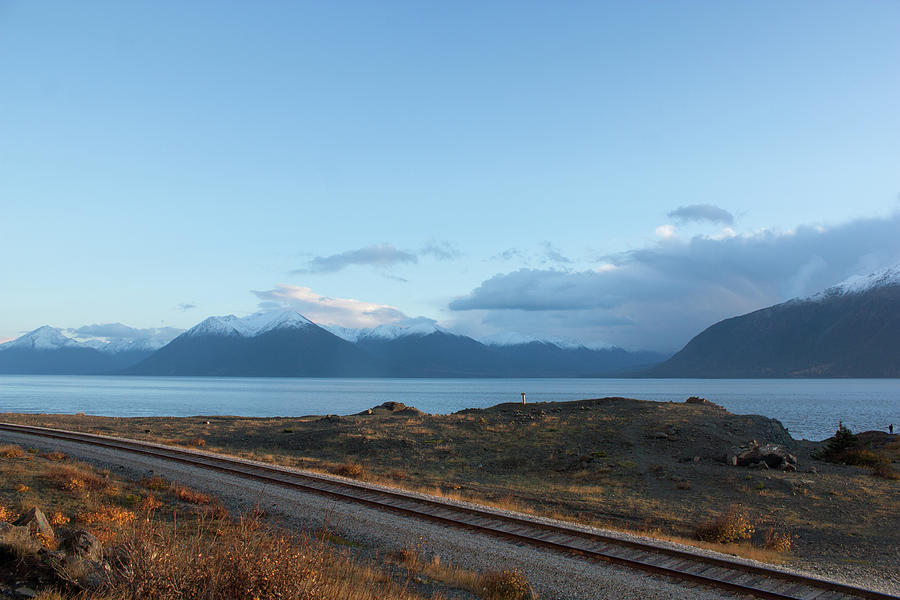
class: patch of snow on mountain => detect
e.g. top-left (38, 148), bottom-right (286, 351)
top-left (362, 318), bottom-right (447, 340)
top-left (184, 311), bottom-right (314, 338)
top-left (807, 261), bottom-right (900, 301)
top-left (322, 325), bottom-right (365, 343)
top-left (1, 326), bottom-right (81, 351)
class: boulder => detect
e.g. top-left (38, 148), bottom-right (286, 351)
top-left (13, 507), bottom-right (53, 540)
top-left (60, 529), bottom-right (103, 562)
top-left (726, 441), bottom-right (799, 469)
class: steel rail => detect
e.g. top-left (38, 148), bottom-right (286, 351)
top-left (0, 422), bottom-right (895, 600)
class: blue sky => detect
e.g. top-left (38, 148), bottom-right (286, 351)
top-left (1, 1), bottom-right (899, 351)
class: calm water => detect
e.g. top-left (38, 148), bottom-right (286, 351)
top-left (0, 375), bottom-right (898, 441)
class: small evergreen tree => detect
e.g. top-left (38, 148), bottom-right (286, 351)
top-left (814, 421), bottom-right (859, 461)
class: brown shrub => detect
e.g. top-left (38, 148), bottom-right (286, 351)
top-left (762, 527), bottom-right (792, 553)
top-left (139, 494), bottom-right (163, 514)
top-left (0, 445), bottom-right (25, 458)
top-left (388, 469), bottom-right (407, 480)
top-left (872, 462), bottom-right (900, 480)
top-left (332, 462), bottom-right (365, 479)
top-left (39, 451), bottom-right (67, 461)
top-left (840, 449), bottom-right (889, 467)
top-left (479, 569), bottom-right (533, 600)
top-left (189, 437), bottom-right (206, 447)
top-left (0, 503), bottom-right (16, 522)
top-left (14, 483), bottom-right (29, 493)
top-left (76, 505), bottom-right (136, 525)
top-left (48, 465), bottom-right (107, 494)
top-left (694, 506), bottom-right (754, 544)
top-left (49, 511), bottom-right (70, 526)
top-left (139, 475), bottom-right (170, 491)
top-left (175, 486), bottom-right (213, 505)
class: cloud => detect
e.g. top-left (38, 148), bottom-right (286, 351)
top-left (420, 240), bottom-right (462, 260)
top-left (178, 303), bottom-right (197, 311)
top-left (655, 224), bottom-right (677, 239)
top-left (252, 284), bottom-right (408, 328)
top-left (667, 204), bottom-right (735, 225)
top-left (70, 323), bottom-right (184, 343)
top-left (540, 242), bottom-right (571, 264)
top-left (490, 243), bottom-right (571, 265)
top-left (293, 243), bottom-right (418, 274)
top-left (450, 213), bottom-right (900, 351)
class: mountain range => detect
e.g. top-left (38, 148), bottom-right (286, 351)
top-left (4, 262), bottom-right (899, 377)
top-left (0, 315), bottom-right (665, 377)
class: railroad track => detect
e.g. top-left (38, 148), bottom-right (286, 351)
top-left (0, 422), bottom-right (895, 600)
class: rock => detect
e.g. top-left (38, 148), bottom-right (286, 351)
top-left (652, 431), bottom-right (669, 439)
top-left (685, 396), bottom-right (708, 404)
top-left (727, 440), bottom-right (799, 469)
top-left (60, 529), bottom-right (103, 562)
top-left (13, 507), bottom-right (53, 540)
top-left (14, 586), bottom-right (36, 599)
top-left (692, 456), bottom-right (701, 463)
top-left (808, 466), bottom-right (818, 474)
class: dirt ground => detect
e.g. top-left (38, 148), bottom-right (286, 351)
top-left (3, 397), bottom-right (898, 579)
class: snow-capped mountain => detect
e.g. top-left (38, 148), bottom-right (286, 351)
top-left (0, 326), bottom-right (162, 374)
top-left (128, 310), bottom-right (382, 376)
top-left (2, 310), bottom-right (666, 377)
top-left (183, 310), bottom-right (313, 338)
top-left (649, 261), bottom-right (900, 378)
top-left (1, 326), bottom-right (82, 351)
top-left (324, 318), bottom-right (446, 343)
top-left (808, 261), bottom-right (900, 300)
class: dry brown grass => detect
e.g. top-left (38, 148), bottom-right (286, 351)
top-left (0, 444), bottom-right (26, 458)
top-left (872, 462), bottom-right (900, 480)
top-left (75, 505), bottom-right (136, 525)
top-left (105, 517), bottom-right (431, 600)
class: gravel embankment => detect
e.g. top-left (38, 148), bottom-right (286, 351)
top-left (0, 429), bottom-right (883, 600)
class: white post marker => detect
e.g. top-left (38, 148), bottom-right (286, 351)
top-left (521, 392), bottom-right (526, 405)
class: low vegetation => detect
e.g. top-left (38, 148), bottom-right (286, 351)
top-left (3, 398), bottom-right (898, 575)
top-left (0, 443), bottom-right (518, 599)
top-left (813, 422), bottom-right (900, 479)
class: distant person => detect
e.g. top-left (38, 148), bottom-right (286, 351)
top-left (891, 423), bottom-right (894, 435)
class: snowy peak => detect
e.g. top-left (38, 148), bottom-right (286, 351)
top-left (183, 310), bottom-right (314, 339)
top-left (480, 331), bottom-right (611, 351)
top-left (324, 318), bottom-right (448, 343)
top-left (365, 319), bottom-right (447, 340)
top-left (807, 261), bottom-right (900, 301)
top-left (1, 326), bottom-right (80, 351)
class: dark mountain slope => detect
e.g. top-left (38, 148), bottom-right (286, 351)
top-left (647, 284), bottom-right (900, 378)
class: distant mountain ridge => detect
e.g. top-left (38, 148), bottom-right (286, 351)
top-left (0, 326), bottom-right (164, 374)
top-left (126, 311), bottom-right (666, 377)
top-left (647, 262), bottom-right (900, 378)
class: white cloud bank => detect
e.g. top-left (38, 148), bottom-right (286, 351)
top-left (252, 284), bottom-right (407, 328)
top-left (450, 213), bottom-right (900, 351)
